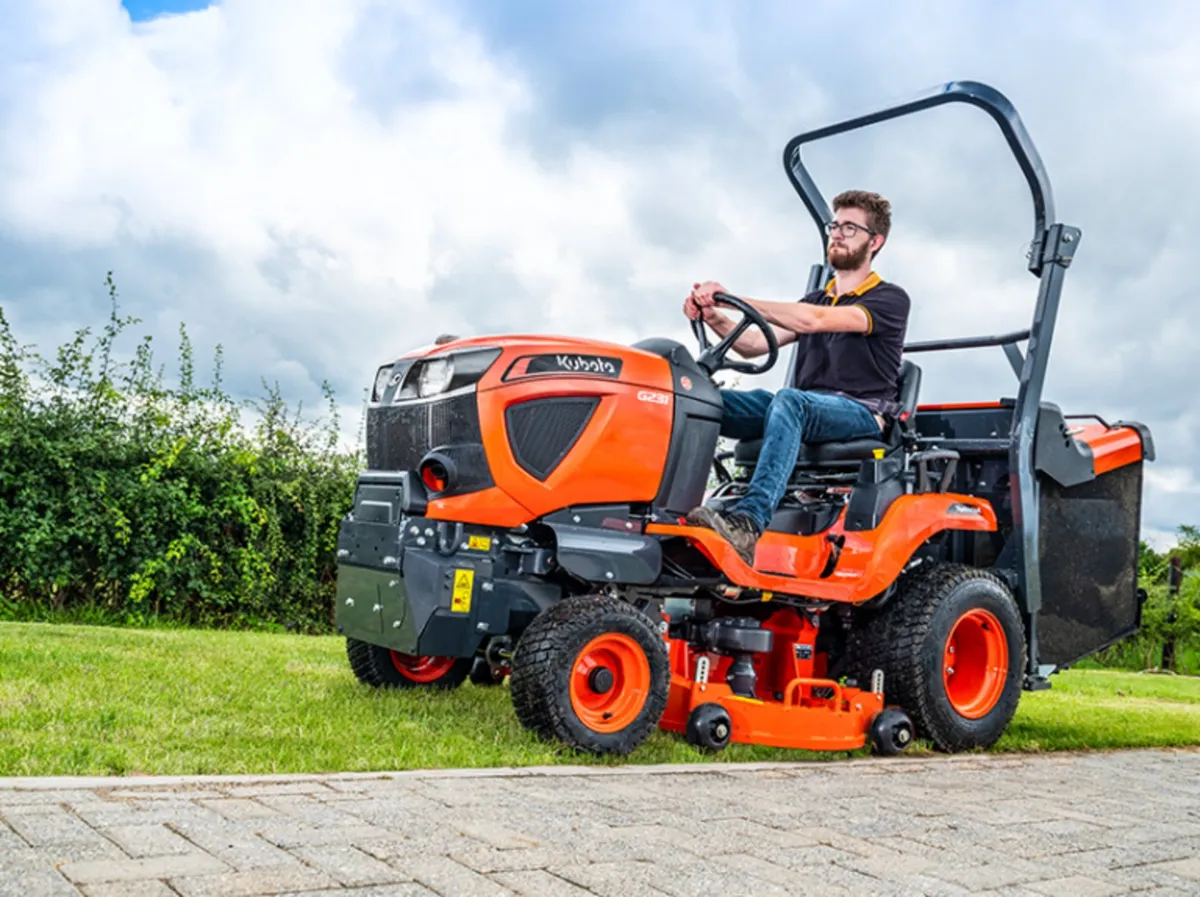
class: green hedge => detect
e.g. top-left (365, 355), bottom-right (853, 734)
top-left (1092, 532), bottom-right (1200, 674)
top-left (0, 275), bottom-right (361, 632)
top-left (2, 273), bottom-right (1197, 672)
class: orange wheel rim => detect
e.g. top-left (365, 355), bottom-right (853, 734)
top-left (390, 652), bottom-right (456, 683)
top-left (943, 609), bottom-right (1008, 719)
top-left (568, 633), bottom-right (651, 733)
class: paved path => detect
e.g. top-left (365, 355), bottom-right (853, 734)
top-left (2, 749), bottom-right (1199, 897)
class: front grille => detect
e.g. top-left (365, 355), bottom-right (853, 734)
top-left (506, 397), bottom-right (598, 481)
top-left (366, 391), bottom-right (482, 471)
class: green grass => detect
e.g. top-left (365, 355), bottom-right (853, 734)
top-left (1, 621), bottom-right (1198, 778)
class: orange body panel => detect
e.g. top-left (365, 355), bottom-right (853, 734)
top-left (1071, 422), bottom-right (1146, 475)
top-left (648, 493), bottom-right (997, 602)
top-left (658, 609), bottom-right (883, 750)
top-left (416, 335), bottom-right (676, 525)
top-left (476, 378), bottom-right (674, 519)
top-left (425, 486), bottom-right (537, 528)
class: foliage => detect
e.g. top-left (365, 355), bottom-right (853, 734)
top-left (1090, 526), bottom-right (1200, 674)
top-left (0, 274), bottom-right (361, 631)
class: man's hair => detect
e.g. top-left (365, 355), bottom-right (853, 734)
top-left (833, 190), bottom-right (891, 242)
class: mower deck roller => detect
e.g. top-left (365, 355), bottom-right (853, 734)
top-left (334, 80), bottom-right (1152, 757)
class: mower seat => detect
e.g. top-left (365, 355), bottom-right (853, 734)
top-left (732, 361), bottom-right (921, 470)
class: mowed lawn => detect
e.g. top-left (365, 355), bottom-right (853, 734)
top-left (1, 621), bottom-right (1198, 777)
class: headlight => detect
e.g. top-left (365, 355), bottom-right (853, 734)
top-left (417, 357), bottom-right (454, 397)
top-left (371, 365), bottom-right (393, 402)
top-left (393, 348), bottom-right (501, 402)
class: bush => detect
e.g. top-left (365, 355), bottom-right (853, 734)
top-left (1088, 530), bottom-right (1200, 674)
top-left (0, 274), bottom-right (362, 632)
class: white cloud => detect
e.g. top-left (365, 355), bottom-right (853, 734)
top-left (1, 0), bottom-right (1199, 543)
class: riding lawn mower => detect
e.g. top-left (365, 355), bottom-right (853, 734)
top-left (333, 80), bottom-right (1154, 757)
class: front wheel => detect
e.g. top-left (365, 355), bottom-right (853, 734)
top-left (363, 643), bottom-right (472, 690)
top-left (346, 638), bottom-right (382, 687)
top-left (509, 594), bottom-right (669, 756)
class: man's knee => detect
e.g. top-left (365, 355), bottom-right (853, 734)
top-left (766, 388), bottom-right (813, 417)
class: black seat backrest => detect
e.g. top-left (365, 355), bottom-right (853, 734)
top-left (897, 360), bottom-right (921, 421)
top-left (885, 360), bottom-right (921, 444)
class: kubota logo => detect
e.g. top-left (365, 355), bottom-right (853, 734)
top-left (637, 391), bottom-right (669, 405)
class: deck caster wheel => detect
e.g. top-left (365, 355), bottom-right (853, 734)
top-left (686, 703), bottom-right (733, 752)
top-left (869, 708), bottom-right (914, 756)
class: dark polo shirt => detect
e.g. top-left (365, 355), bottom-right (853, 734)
top-left (790, 271), bottom-right (911, 417)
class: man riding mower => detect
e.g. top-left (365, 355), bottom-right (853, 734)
top-left (333, 80), bottom-right (1153, 757)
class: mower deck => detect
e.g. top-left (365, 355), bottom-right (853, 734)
top-left (659, 644), bottom-right (885, 752)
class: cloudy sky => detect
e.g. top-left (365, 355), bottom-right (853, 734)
top-left (1, 0), bottom-right (1197, 547)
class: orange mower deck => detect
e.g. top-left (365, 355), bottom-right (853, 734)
top-left (659, 651), bottom-right (884, 751)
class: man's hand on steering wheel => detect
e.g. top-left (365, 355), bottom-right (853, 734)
top-left (683, 281), bottom-right (726, 323)
top-left (685, 284), bottom-right (779, 376)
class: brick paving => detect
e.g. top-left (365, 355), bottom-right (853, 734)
top-left (1, 749), bottom-right (1198, 896)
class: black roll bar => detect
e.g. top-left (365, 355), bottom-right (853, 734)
top-left (783, 81), bottom-right (1054, 267)
top-left (777, 80), bottom-right (1083, 689)
top-left (903, 329), bottom-right (1030, 354)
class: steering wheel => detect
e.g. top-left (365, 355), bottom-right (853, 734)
top-left (690, 291), bottom-right (779, 376)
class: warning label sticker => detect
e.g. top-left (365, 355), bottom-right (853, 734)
top-left (451, 568), bottom-right (474, 613)
top-left (467, 535), bottom-right (492, 552)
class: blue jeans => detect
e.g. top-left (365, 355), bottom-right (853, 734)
top-left (719, 389), bottom-right (881, 530)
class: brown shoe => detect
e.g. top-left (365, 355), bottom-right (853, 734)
top-left (685, 505), bottom-right (761, 566)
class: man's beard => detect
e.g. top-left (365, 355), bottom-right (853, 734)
top-left (827, 240), bottom-right (871, 271)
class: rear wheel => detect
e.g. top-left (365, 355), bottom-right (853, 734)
top-left (844, 563), bottom-right (1025, 752)
top-left (510, 594), bottom-right (669, 755)
top-left (365, 643), bottom-right (472, 690)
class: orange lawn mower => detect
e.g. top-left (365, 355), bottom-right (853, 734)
top-left (334, 81), bottom-right (1153, 757)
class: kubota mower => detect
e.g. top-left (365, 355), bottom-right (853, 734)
top-left (334, 81), bottom-right (1153, 756)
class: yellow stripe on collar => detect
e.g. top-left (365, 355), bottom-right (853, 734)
top-left (825, 271), bottom-right (882, 304)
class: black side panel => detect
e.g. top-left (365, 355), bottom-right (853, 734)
top-left (1036, 461), bottom-right (1144, 668)
top-left (547, 524), bottom-right (663, 585)
top-left (844, 457), bottom-right (905, 531)
top-left (914, 403), bottom-right (1015, 443)
top-left (505, 396), bottom-right (599, 481)
top-left (653, 358), bottom-right (724, 517)
top-left (655, 396), bottom-right (722, 516)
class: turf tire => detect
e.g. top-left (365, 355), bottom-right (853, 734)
top-left (346, 637), bottom-right (383, 687)
top-left (844, 563), bottom-right (1025, 753)
top-left (509, 594), bottom-right (669, 756)
top-left (366, 644), bottom-right (472, 690)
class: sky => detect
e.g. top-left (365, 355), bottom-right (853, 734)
top-left (2, 0), bottom-right (1198, 548)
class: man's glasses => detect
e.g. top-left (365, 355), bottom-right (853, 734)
top-left (824, 220), bottom-right (876, 238)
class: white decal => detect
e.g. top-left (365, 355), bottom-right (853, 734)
top-left (638, 390), bottom-right (670, 405)
top-left (556, 355), bottom-right (617, 375)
